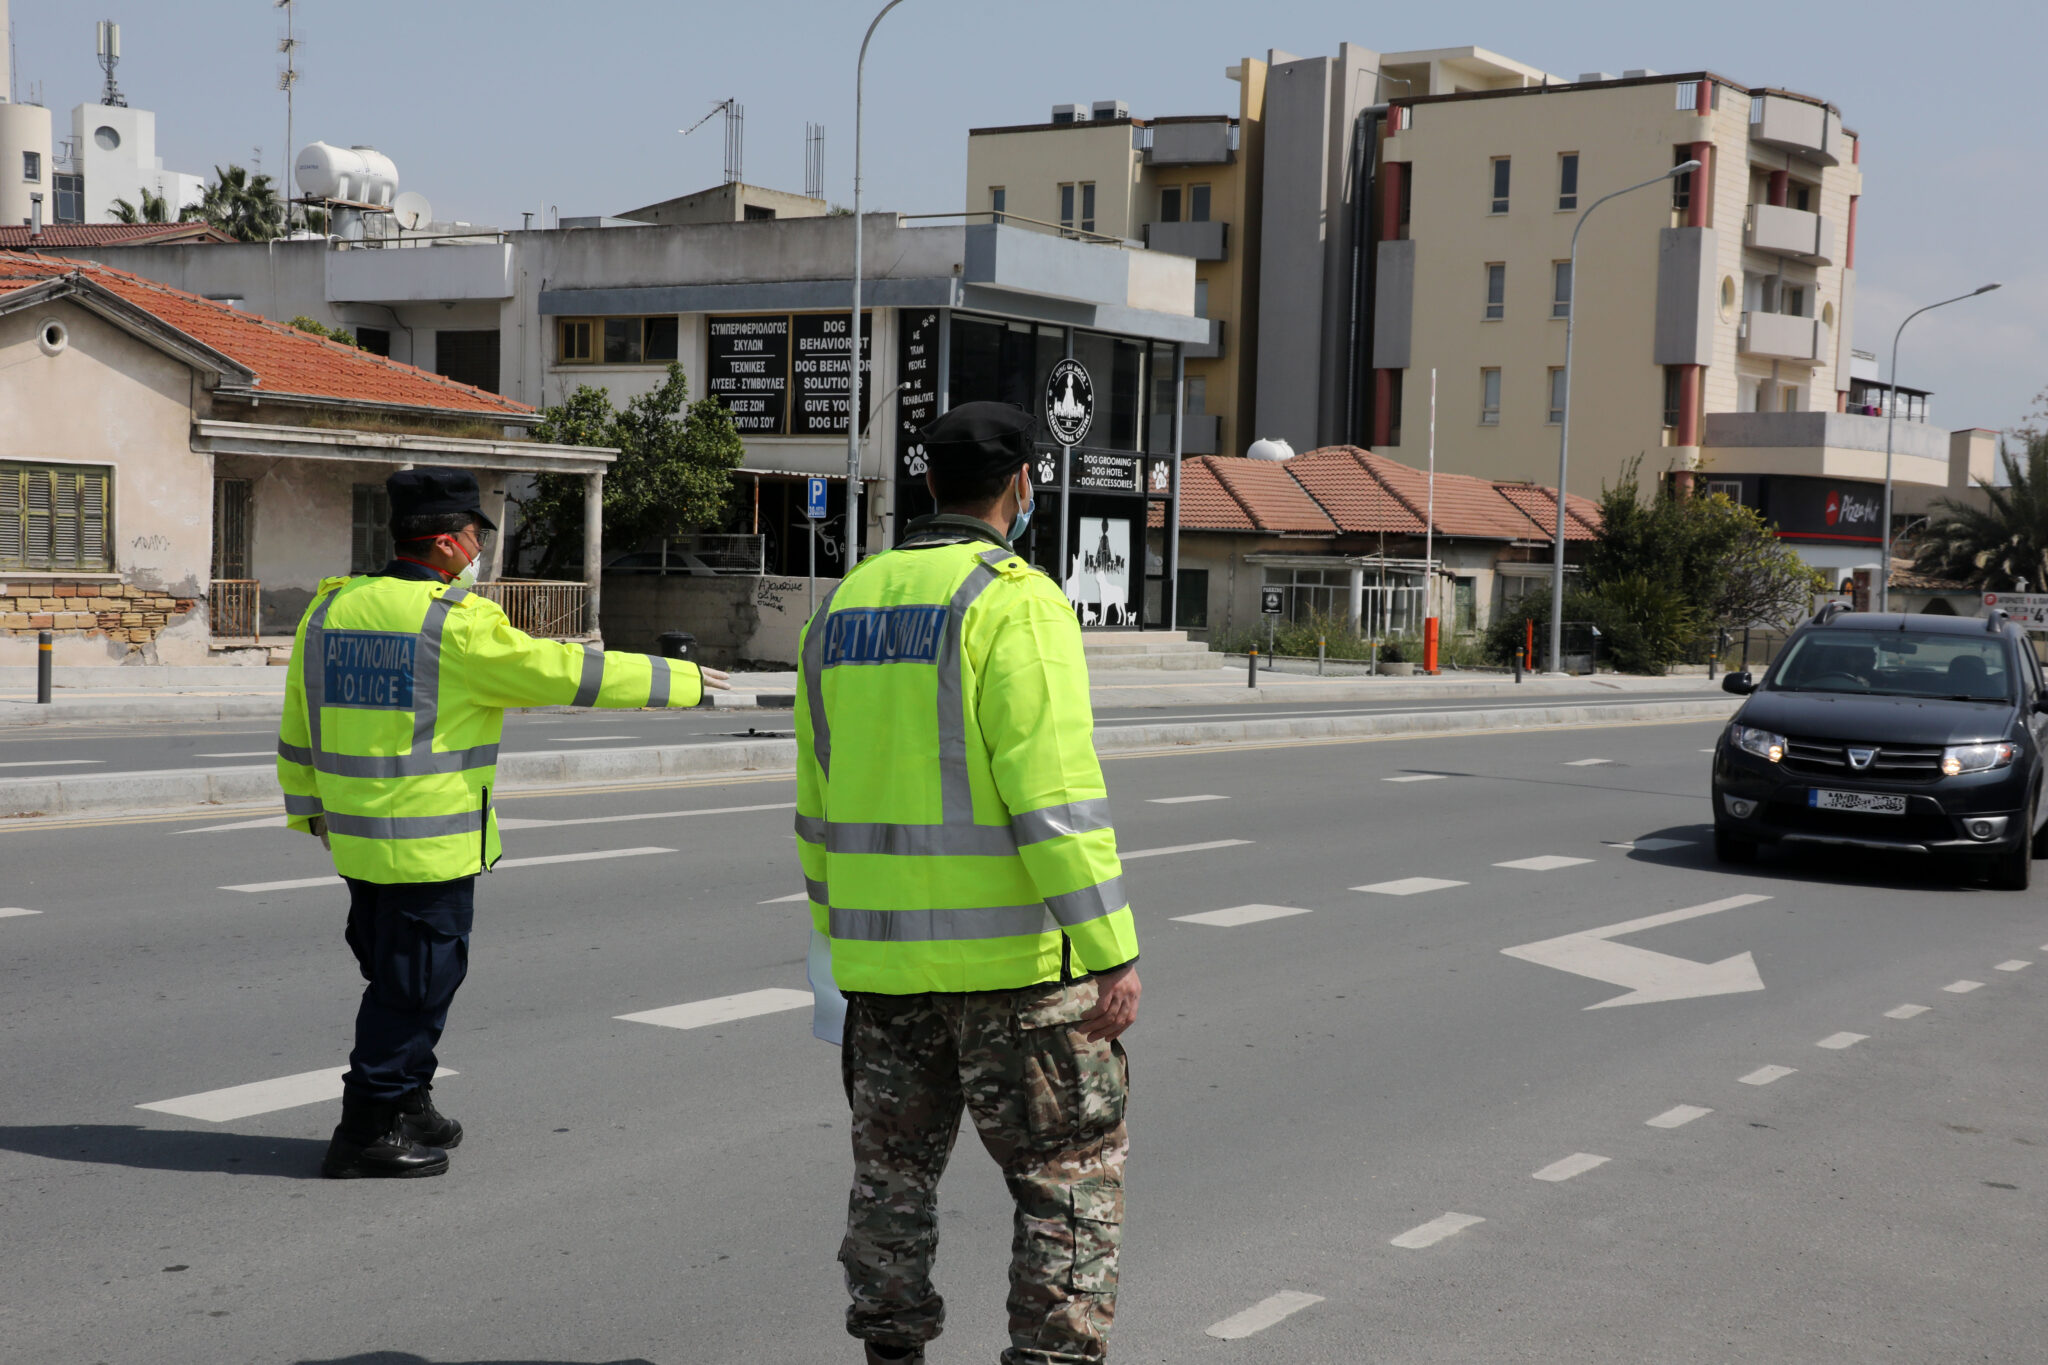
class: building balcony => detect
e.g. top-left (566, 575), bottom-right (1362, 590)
top-left (1701, 411), bottom-right (1951, 486)
top-left (1745, 203), bottom-right (1834, 265)
top-left (1143, 219), bottom-right (1228, 262)
top-left (1748, 94), bottom-right (1844, 167)
top-left (326, 240), bottom-right (516, 303)
top-left (1739, 310), bottom-right (1827, 365)
top-left (1185, 318), bottom-right (1225, 359)
top-left (1145, 119), bottom-right (1235, 166)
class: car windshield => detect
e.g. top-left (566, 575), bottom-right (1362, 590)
top-left (1769, 628), bottom-right (2014, 702)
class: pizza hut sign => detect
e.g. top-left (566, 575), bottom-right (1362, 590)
top-left (1766, 477), bottom-right (1884, 543)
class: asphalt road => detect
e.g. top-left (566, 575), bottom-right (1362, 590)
top-left (2, 715), bottom-right (2043, 1363)
top-left (0, 685), bottom-right (1723, 779)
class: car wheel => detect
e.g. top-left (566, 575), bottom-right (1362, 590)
top-left (1714, 824), bottom-right (1756, 865)
top-left (2032, 797), bottom-right (2048, 859)
top-left (1991, 803), bottom-right (2035, 891)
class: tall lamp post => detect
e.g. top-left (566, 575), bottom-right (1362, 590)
top-left (1878, 282), bottom-right (1999, 611)
top-left (844, 0), bottom-right (907, 575)
top-left (1547, 158), bottom-right (1701, 675)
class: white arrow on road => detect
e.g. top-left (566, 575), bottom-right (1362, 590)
top-left (1502, 893), bottom-right (1772, 1009)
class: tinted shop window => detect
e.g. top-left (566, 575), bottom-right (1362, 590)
top-left (643, 316), bottom-right (680, 362)
top-left (948, 316), bottom-right (1063, 445)
top-left (1072, 331), bottom-right (1144, 451)
top-left (1176, 568), bottom-right (1209, 628)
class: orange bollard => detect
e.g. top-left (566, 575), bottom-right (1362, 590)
top-left (1423, 616), bottom-right (1440, 675)
top-left (1525, 618), bottom-right (1536, 674)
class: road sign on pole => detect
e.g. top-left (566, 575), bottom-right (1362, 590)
top-left (1260, 587), bottom-right (1284, 616)
top-left (1984, 592), bottom-right (2048, 629)
top-left (806, 477), bottom-right (827, 616)
top-left (806, 477), bottom-right (828, 520)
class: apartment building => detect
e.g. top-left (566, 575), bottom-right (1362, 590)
top-left (965, 65), bottom-right (1267, 462)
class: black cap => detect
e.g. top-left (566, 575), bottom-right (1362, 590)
top-left (916, 401), bottom-right (1034, 477)
top-left (386, 466), bottom-right (496, 532)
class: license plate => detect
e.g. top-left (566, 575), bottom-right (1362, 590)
top-left (1808, 789), bottom-right (1906, 815)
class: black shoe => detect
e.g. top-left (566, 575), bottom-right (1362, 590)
top-left (322, 1097), bottom-right (449, 1179)
top-left (862, 1346), bottom-right (923, 1365)
top-left (396, 1081), bottom-right (463, 1150)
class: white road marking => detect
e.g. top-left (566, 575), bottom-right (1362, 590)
top-left (1494, 854), bottom-right (1594, 871)
top-left (1646, 1104), bottom-right (1712, 1129)
top-left (1884, 1004), bottom-right (1930, 1019)
top-left (0, 758), bottom-right (102, 768)
top-left (1532, 1152), bottom-right (1609, 1182)
top-left (1944, 980), bottom-right (1985, 993)
top-left (1605, 837), bottom-right (1693, 852)
top-left (181, 815), bottom-right (288, 833)
top-left (1564, 758), bottom-right (1612, 767)
top-left (1148, 794), bottom-right (1228, 804)
top-left (1204, 1291), bottom-right (1324, 1340)
top-left (139, 1065), bottom-right (456, 1122)
top-left (547, 735), bottom-right (637, 743)
top-left (1173, 904), bottom-right (1311, 928)
top-left (0, 906), bottom-right (41, 919)
top-left (1120, 839), bottom-right (1253, 860)
top-left (1383, 773), bottom-right (1448, 783)
top-left (1699, 748), bottom-right (1716, 753)
top-left (495, 801), bottom-right (794, 831)
top-left (1739, 1065), bottom-right (1796, 1085)
top-left (195, 751), bottom-right (277, 759)
top-left (760, 891), bottom-right (810, 904)
top-left (1995, 959), bottom-right (2031, 972)
top-left (1816, 1032), bottom-right (1867, 1050)
top-left (223, 846), bottom-right (676, 893)
top-left (1502, 894), bottom-right (1771, 1009)
top-left (617, 988), bottom-right (812, 1031)
top-left (1390, 1212), bottom-right (1485, 1249)
top-left (1353, 876), bottom-right (1468, 896)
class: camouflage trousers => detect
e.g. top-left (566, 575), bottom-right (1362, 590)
top-left (840, 977), bottom-right (1130, 1364)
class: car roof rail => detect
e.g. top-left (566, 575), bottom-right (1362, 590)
top-left (1814, 601), bottom-right (1852, 625)
top-left (1987, 607), bottom-right (2011, 633)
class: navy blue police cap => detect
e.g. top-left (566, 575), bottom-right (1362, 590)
top-left (387, 466), bottom-right (496, 533)
top-left (917, 401), bottom-right (1035, 476)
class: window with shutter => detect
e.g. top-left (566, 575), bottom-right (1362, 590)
top-left (0, 462), bottom-right (114, 571)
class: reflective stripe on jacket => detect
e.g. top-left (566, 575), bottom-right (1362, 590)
top-left (794, 536), bottom-right (1139, 994)
top-left (278, 573), bottom-right (705, 884)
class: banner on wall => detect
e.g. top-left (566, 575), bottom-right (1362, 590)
top-left (1065, 517), bottom-right (1132, 627)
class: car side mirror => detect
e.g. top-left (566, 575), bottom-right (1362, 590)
top-left (2033, 694), bottom-right (2048, 715)
top-left (1722, 672), bottom-right (1754, 695)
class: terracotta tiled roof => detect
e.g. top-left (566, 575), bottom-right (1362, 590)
top-left (0, 252), bottom-right (531, 419)
top-left (1284, 447), bottom-right (1426, 534)
top-left (1176, 459), bottom-right (1257, 531)
top-left (1205, 457), bottom-right (1338, 534)
top-left (1492, 482), bottom-right (1601, 542)
top-left (0, 222), bottom-right (236, 248)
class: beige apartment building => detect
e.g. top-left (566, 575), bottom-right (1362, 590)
top-left (965, 67), bottom-right (1267, 460)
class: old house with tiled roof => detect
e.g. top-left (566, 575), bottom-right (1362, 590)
top-left (0, 253), bottom-right (614, 665)
top-left (1165, 446), bottom-right (1598, 640)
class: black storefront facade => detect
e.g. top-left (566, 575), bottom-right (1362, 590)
top-left (892, 310), bottom-right (1186, 630)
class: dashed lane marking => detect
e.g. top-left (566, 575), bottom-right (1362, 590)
top-left (495, 801), bottom-right (794, 831)
top-left (1563, 758), bottom-right (1612, 767)
top-left (1739, 1065), bottom-right (1797, 1085)
top-left (1353, 876), bottom-right (1468, 896)
top-left (1382, 774), bottom-right (1448, 783)
top-left (1390, 1212), bottom-right (1485, 1249)
top-left (1493, 855), bottom-right (1594, 871)
top-left (1944, 980), bottom-right (1985, 993)
top-left (1884, 1004), bottom-right (1930, 1019)
top-left (180, 815), bottom-right (288, 833)
top-left (194, 751), bottom-right (278, 759)
top-left (1646, 1105), bottom-right (1712, 1129)
top-left (139, 1064), bottom-right (456, 1122)
top-left (222, 846), bottom-right (678, 893)
top-left (1995, 960), bottom-right (2031, 972)
top-left (0, 906), bottom-right (41, 919)
top-left (760, 891), bottom-right (809, 904)
top-left (1817, 1031), bottom-right (1868, 1050)
top-left (617, 988), bottom-right (812, 1031)
top-left (1173, 904), bottom-right (1312, 928)
top-left (1604, 837), bottom-right (1693, 852)
top-left (0, 758), bottom-right (103, 768)
top-left (1121, 839), bottom-right (1253, 860)
top-left (1148, 794), bottom-right (1229, 804)
top-left (1204, 1291), bottom-right (1324, 1340)
top-left (546, 735), bottom-right (637, 743)
top-left (1532, 1152), bottom-right (1609, 1182)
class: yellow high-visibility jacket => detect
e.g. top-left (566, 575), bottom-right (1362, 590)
top-left (277, 572), bottom-right (704, 884)
top-left (795, 525), bottom-right (1139, 994)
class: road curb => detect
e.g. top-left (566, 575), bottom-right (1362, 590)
top-left (0, 696), bottom-right (1737, 821)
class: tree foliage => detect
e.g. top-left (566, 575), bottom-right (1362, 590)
top-left (110, 188), bottom-right (171, 224)
top-left (1918, 432), bottom-right (2048, 591)
top-left (516, 363), bottom-right (746, 577)
top-left (288, 315), bottom-right (359, 348)
top-left (184, 165), bottom-right (286, 243)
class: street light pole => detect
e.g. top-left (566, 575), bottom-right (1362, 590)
top-left (1879, 282), bottom-right (2000, 612)
top-left (845, 0), bottom-right (907, 576)
top-left (1547, 159), bottom-right (1701, 675)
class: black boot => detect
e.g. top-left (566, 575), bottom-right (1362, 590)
top-left (396, 1081), bottom-right (463, 1149)
top-left (322, 1095), bottom-right (449, 1179)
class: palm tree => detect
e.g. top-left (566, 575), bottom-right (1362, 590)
top-left (109, 188), bottom-right (172, 224)
top-left (1918, 431), bottom-right (2048, 590)
top-left (184, 164), bottom-right (287, 243)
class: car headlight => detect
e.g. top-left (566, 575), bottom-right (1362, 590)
top-left (1941, 742), bottom-right (2018, 776)
top-left (1731, 724), bottom-right (1787, 763)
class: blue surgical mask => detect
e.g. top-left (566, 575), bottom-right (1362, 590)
top-left (1008, 475), bottom-right (1035, 543)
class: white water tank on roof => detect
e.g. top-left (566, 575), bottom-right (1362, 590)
top-left (294, 142), bottom-right (398, 206)
top-left (1246, 437), bottom-right (1295, 462)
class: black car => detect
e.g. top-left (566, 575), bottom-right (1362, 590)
top-left (1714, 606), bottom-right (2048, 889)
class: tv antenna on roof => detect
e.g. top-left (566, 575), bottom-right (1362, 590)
top-left (95, 20), bottom-right (126, 107)
top-left (804, 122), bottom-right (825, 200)
top-left (682, 98), bottom-right (743, 184)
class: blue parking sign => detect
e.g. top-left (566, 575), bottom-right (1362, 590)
top-left (806, 477), bottom-right (828, 520)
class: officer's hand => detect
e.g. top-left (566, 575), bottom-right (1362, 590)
top-left (1079, 963), bottom-right (1140, 1042)
top-left (307, 814), bottom-right (331, 851)
top-left (700, 666), bottom-right (732, 692)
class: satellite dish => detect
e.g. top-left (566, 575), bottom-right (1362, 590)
top-left (393, 192), bottom-right (433, 231)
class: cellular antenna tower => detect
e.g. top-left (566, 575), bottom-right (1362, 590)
top-left (95, 20), bottom-right (125, 107)
top-left (681, 98), bottom-right (743, 184)
top-left (277, 0), bottom-right (300, 217)
top-left (805, 122), bottom-right (825, 200)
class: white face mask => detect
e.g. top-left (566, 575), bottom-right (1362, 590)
top-left (452, 554), bottom-right (479, 588)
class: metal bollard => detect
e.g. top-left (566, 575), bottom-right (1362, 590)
top-left (1317, 636), bottom-right (1326, 676)
top-left (37, 629), bottom-right (53, 704)
top-left (1513, 647), bottom-right (1523, 684)
top-left (1247, 647), bottom-right (1259, 689)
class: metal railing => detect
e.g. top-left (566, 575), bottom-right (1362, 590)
top-left (209, 579), bottom-right (261, 640)
top-left (664, 533), bottom-right (767, 573)
top-left (475, 580), bottom-right (587, 638)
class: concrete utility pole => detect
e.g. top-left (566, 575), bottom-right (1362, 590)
top-left (844, 0), bottom-right (907, 575)
top-left (1878, 283), bottom-right (1999, 612)
top-left (1548, 159), bottom-right (1699, 675)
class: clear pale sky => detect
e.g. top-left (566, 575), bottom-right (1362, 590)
top-left (9, 0), bottom-right (2041, 438)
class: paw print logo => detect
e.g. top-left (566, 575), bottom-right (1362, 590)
top-left (904, 444), bottom-right (929, 476)
top-left (1036, 456), bottom-right (1057, 485)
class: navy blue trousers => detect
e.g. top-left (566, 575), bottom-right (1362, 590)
top-left (342, 875), bottom-right (474, 1104)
